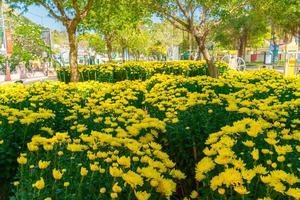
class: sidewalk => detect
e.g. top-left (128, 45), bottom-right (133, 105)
top-left (0, 74), bottom-right (58, 85)
top-left (246, 65), bottom-right (285, 73)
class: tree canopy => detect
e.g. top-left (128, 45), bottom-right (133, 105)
top-left (144, 0), bottom-right (249, 77)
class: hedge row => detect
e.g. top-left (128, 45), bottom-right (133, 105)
top-left (56, 61), bottom-right (229, 83)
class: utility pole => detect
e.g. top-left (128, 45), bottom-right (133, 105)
top-left (31, 12), bottom-right (53, 76)
top-left (0, 1), bottom-right (11, 81)
top-left (41, 28), bottom-right (53, 76)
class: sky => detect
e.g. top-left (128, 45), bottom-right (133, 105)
top-left (20, 5), bottom-right (65, 31)
top-left (19, 5), bottom-right (160, 31)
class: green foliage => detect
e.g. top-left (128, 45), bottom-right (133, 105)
top-left (147, 21), bottom-right (183, 59)
top-left (12, 23), bottom-right (49, 67)
top-left (0, 54), bottom-right (6, 72)
top-left (81, 0), bottom-right (151, 59)
top-left (0, 12), bottom-right (50, 72)
top-left (0, 80), bottom-right (180, 199)
top-left (255, 0), bottom-right (300, 32)
top-left (0, 69), bottom-right (299, 199)
top-left (51, 31), bottom-right (68, 55)
top-left (7, 0), bottom-right (97, 81)
top-left (214, 6), bottom-right (270, 50)
top-left (0, 104), bottom-right (55, 198)
top-left (7, 0), bottom-right (94, 20)
top-left (78, 33), bottom-right (106, 54)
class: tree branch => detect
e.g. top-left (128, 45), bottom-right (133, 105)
top-left (52, 0), bottom-right (69, 21)
top-left (35, 0), bottom-right (65, 22)
top-left (163, 10), bottom-right (189, 30)
top-left (80, 0), bottom-right (95, 18)
top-left (68, 0), bottom-right (94, 30)
top-left (165, 17), bottom-right (189, 32)
top-left (227, 0), bottom-right (248, 16)
top-left (150, 0), bottom-right (192, 33)
top-left (175, 0), bottom-right (189, 19)
top-left (72, 0), bottom-right (80, 14)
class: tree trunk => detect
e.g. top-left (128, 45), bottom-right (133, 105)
top-left (67, 27), bottom-right (79, 82)
top-left (238, 30), bottom-right (248, 59)
top-left (195, 36), bottom-right (218, 78)
top-left (4, 58), bottom-right (11, 81)
top-left (106, 39), bottom-right (113, 62)
top-left (137, 52), bottom-right (141, 61)
top-left (244, 36), bottom-right (247, 59)
top-left (201, 47), bottom-right (218, 78)
top-left (298, 28), bottom-right (300, 52)
top-left (238, 37), bottom-right (244, 58)
top-left (189, 32), bottom-right (193, 60)
top-left (283, 32), bottom-right (293, 69)
top-left (122, 47), bottom-right (126, 62)
top-left (195, 46), bottom-right (201, 60)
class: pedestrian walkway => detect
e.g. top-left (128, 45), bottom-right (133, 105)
top-left (0, 75), bottom-right (58, 85)
top-left (246, 65), bottom-right (285, 73)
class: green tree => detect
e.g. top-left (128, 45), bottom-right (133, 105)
top-left (214, 6), bottom-right (269, 58)
top-left (147, 0), bottom-right (249, 77)
top-left (83, 0), bottom-right (150, 62)
top-left (252, 0), bottom-right (300, 44)
top-left (266, 0), bottom-right (299, 33)
top-left (250, 0), bottom-right (300, 67)
top-left (77, 33), bottom-right (106, 64)
top-left (78, 33), bottom-right (106, 54)
top-left (10, 15), bottom-right (50, 69)
top-left (127, 27), bottom-right (152, 61)
top-left (7, 0), bottom-right (95, 82)
top-left (52, 30), bottom-right (68, 47)
top-left (147, 21), bottom-right (183, 60)
top-left (113, 24), bottom-right (152, 61)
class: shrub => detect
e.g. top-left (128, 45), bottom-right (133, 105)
top-left (14, 131), bottom-right (185, 199)
top-left (195, 118), bottom-right (300, 199)
top-left (0, 69), bottom-right (299, 199)
top-left (56, 61), bottom-right (229, 83)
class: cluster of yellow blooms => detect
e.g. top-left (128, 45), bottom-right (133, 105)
top-left (0, 105), bottom-right (54, 125)
top-left (193, 70), bottom-right (300, 199)
top-left (0, 69), bottom-right (299, 199)
top-left (16, 130), bottom-right (186, 199)
top-left (196, 118), bottom-right (300, 199)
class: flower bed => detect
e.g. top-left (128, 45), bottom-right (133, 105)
top-left (56, 61), bottom-right (229, 83)
top-left (0, 69), bottom-right (299, 199)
